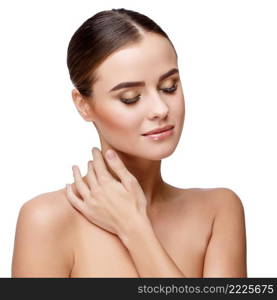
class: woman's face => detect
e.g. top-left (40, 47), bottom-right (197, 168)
top-left (88, 32), bottom-right (185, 160)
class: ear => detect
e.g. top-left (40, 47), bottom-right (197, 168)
top-left (71, 88), bottom-right (95, 122)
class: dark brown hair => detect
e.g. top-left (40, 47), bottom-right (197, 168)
top-left (67, 8), bottom-right (177, 98)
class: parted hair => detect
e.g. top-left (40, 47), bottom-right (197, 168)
top-left (67, 8), bottom-right (176, 98)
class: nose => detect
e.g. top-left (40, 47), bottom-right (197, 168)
top-left (147, 91), bottom-right (169, 120)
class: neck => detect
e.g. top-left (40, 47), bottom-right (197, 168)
top-left (99, 144), bottom-right (165, 207)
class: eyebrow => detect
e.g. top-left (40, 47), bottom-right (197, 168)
top-left (108, 68), bottom-right (179, 93)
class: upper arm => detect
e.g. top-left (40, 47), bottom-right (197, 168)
top-left (203, 188), bottom-right (247, 277)
top-left (12, 192), bottom-right (74, 277)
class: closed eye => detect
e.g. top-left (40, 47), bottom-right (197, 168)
top-left (162, 82), bottom-right (178, 94)
top-left (120, 83), bottom-right (178, 105)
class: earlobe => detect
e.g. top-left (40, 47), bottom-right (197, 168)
top-left (71, 88), bottom-right (94, 122)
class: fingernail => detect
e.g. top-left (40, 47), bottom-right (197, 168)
top-left (106, 149), bottom-right (116, 160)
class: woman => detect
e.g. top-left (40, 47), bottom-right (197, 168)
top-left (12, 8), bottom-right (247, 277)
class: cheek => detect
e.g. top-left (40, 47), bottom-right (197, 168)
top-left (94, 105), bottom-right (140, 135)
top-left (171, 94), bottom-right (185, 122)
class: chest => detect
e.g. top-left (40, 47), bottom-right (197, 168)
top-left (70, 209), bottom-right (213, 277)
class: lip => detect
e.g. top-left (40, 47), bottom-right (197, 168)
top-left (143, 127), bottom-right (174, 141)
top-left (142, 125), bottom-right (174, 136)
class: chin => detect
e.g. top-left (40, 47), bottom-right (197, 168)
top-left (140, 143), bottom-right (178, 161)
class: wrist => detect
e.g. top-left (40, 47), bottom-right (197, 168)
top-left (119, 213), bottom-right (152, 246)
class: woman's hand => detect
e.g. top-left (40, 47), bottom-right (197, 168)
top-left (65, 147), bottom-right (149, 237)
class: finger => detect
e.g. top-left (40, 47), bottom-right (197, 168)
top-left (72, 165), bottom-right (91, 199)
top-left (65, 183), bottom-right (85, 213)
top-left (104, 149), bottom-right (138, 191)
top-left (86, 160), bottom-right (98, 190)
top-left (92, 147), bottom-right (114, 183)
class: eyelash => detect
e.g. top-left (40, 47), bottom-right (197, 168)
top-left (119, 83), bottom-right (178, 105)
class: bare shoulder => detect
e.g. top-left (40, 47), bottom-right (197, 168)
top-left (205, 187), bottom-right (245, 214)
top-left (181, 187), bottom-right (244, 209)
top-left (17, 188), bottom-right (77, 231)
top-left (201, 187), bottom-right (247, 277)
top-left (12, 188), bottom-right (77, 277)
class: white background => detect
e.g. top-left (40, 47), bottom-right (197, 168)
top-left (0, 0), bottom-right (276, 277)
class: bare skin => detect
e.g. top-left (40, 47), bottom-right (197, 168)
top-left (12, 181), bottom-right (247, 277)
top-left (12, 32), bottom-right (247, 277)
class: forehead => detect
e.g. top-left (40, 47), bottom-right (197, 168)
top-left (94, 33), bottom-right (178, 91)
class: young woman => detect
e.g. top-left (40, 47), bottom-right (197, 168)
top-left (12, 8), bottom-right (247, 278)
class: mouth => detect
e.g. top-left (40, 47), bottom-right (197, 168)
top-left (142, 125), bottom-right (175, 141)
top-left (142, 125), bottom-right (175, 136)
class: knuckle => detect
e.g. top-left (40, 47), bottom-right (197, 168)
top-left (98, 174), bottom-right (109, 183)
top-left (126, 175), bottom-right (137, 187)
top-left (83, 190), bottom-right (91, 199)
top-left (75, 177), bottom-right (83, 185)
top-left (91, 184), bottom-right (102, 195)
top-left (117, 165), bottom-right (126, 173)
